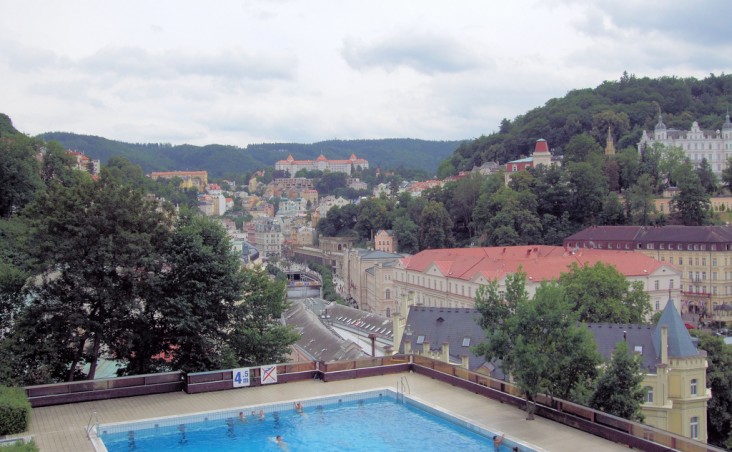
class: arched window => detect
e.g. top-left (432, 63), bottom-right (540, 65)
top-left (690, 378), bottom-right (698, 396)
top-left (385, 289), bottom-right (391, 300)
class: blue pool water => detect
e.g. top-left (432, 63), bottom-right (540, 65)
top-left (100, 391), bottom-right (524, 451)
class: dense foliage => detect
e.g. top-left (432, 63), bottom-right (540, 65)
top-left (0, 386), bottom-right (31, 435)
top-left (589, 341), bottom-right (646, 422)
top-left (444, 73), bottom-right (732, 173)
top-left (38, 133), bottom-right (461, 177)
top-left (474, 272), bottom-right (600, 419)
top-left (0, 130), bottom-right (299, 384)
top-left (694, 331), bottom-right (732, 449)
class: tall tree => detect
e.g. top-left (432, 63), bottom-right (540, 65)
top-left (671, 161), bottom-right (710, 226)
top-left (559, 262), bottom-right (650, 323)
top-left (695, 332), bottom-right (732, 449)
top-left (0, 135), bottom-right (43, 218)
top-left (475, 273), bottom-right (600, 419)
top-left (21, 172), bottom-right (171, 380)
top-left (418, 201), bottom-right (454, 250)
top-left (589, 341), bottom-right (646, 422)
top-left (626, 173), bottom-right (657, 225)
top-left (227, 268), bottom-right (300, 367)
top-left (721, 157), bottom-right (732, 193)
top-left (696, 158), bottom-right (719, 195)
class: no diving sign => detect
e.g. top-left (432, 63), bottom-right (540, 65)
top-left (260, 365), bottom-right (278, 384)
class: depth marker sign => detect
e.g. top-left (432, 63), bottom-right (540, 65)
top-left (232, 368), bottom-right (250, 388)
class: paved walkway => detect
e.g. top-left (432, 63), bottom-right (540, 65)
top-left (13, 373), bottom-right (629, 451)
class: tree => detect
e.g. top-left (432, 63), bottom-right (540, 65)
top-left (559, 262), bottom-right (650, 323)
top-left (475, 273), bottom-right (599, 419)
top-left (563, 133), bottom-right (603, 163)
top-left (19, 172), bottom-right (171, 381)
top-left (589, 341), bottom-right (646, 422)
top-left (671, 161), bottom-right (710, 226)
top-left (563, 161), bottom-right (609, 226)
top-left (722, 157), bottom-right (732, 193)
top-left (0, 135), bottom-right (43, 218)
top-left (626, 173), bottom-right (657, 225)
top-left (696, 158), bottom-right (719, 195)
top-left (129, 212), bottom-right (247, 374)
top-left (392, 215), bottom-right (419, 254)
top-left (227, 268), bottom-right (300, 367)
top-left (418, 201), bottom-right (454, 250)
top-left (695, 332), bottom-right (732, 449)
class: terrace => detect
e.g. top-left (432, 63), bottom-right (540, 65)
top-left (10, 356), bottom-right (723, 451)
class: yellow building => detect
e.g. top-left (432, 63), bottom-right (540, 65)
top-left (586, 302), bottom-right (710, 442)
top-left (150, 171), bottom-right (208, 192)
top-left (565, 226), bottom-right (732, 325)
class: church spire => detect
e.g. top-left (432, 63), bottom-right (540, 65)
top-left (605, 126), bottom-right (616, 156)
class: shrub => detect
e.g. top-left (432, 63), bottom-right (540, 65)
top-left (0, 387), bottom-right (31, 435)
top-left (0, 440), bottom-right (39, 452)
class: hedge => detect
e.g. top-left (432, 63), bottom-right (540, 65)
top-left (0, 387), bottom-right (31, 435)
top-left (0, 440), bottom-right (39, 452)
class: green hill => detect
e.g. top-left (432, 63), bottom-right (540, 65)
top-left (445, 73), bottom-right (732, 174)
top-left (37, 132), bottom-right (462, 178)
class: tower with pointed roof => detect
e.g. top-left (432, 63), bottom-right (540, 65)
top-left (605, 126), bottom-right (616, 156)
top-left (586, 300), bottom-right (710, 442)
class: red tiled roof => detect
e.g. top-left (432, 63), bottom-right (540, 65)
top-left (400, 245), bottom-right (672, 282)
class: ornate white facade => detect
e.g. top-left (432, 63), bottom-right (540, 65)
top-left (638, 112), bottom-right (732, 175)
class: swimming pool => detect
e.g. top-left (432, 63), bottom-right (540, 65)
top-left (95, 389), bottom-right (533, 451)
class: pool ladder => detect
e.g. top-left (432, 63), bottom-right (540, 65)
top-left (86, 411), bottom-right (99, 439)
top-left (397, 376), bottom-right (411, 403)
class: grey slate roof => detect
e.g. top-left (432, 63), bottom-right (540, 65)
top-left (357, 250), bottom-right (403, 260)
top-left (586, 300), bottom-right (702, 373)
top-left (399, 307), bottom-right (489, 373)
top-left (565, 225), bottom-right (732, 245)
top-left (585, 323), bottom-right (658, 372)
top-left (284, 301), bottom-right (365, 362)
top-left (652, 301), bottom-right (699, 358)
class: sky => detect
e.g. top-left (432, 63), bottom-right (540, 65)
top-left (1, 0), bottom-right (731, 147)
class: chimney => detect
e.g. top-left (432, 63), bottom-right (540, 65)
top-left (423, 341), bottom-right (430, 356)
top-left (441, 342), bottom-right (449, 362)
top-left (461, 355), bottom-right (469, 370)
top-left (661, 325), bottom-right (669, 365)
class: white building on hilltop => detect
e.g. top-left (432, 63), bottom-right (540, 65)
top-left (638, 112), bottom-right (732, 175)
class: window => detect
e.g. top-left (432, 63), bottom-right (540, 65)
top-left (691, 378), bottom-right (698, 396)
top-left (385, 289), bottom-right (390, 300)
top-left (462, 337), bottom-right (471, 347)
top-left (679, 257), bottom-right (683, 264)
top-left (512, 165), bottom-right (517, 172)
top-left (703, 272), bottom-right (707, 280)
top-left (655, 300), bottom-right (660, 311)
top-left (691, 416), bottom-right (699, 439)
top-left (713, 258), bottom-right (718, 266)
top-left (703, 258), bottom-right (706, 265)
top-left (645, 387), bottom-right (654, 403)
top-left (654, 280), bottom-right (659, 290)
top-left (416, 335), bottom-right (425, 344)
top-left (669, 280), bottom-right (674, 289)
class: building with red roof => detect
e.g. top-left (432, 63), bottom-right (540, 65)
top-left (391, 245), bottom-right (680, 317)
top-left (275, 153), bottom-right (369, 177)
top-left (504, 139), bottom-right (560, 184)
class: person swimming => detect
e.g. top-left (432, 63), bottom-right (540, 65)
top-left (294, 402), bottom-right (303, 413)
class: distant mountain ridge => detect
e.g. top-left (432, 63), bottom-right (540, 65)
top-left (38, 132), bottom-right (463, 178)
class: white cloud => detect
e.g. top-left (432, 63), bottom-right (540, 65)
top-left (0, 0), bottom-right (730, 148)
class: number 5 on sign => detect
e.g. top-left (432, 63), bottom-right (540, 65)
top-left (233, 368), bottom-right (250, 387)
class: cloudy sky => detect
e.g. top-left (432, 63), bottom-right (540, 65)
top-left (2, 1), bottom-right (731, 147)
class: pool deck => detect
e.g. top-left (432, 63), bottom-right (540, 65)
top-left (14, 372), bottom-right (630, 451)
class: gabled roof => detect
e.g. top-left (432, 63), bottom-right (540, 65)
top-left (399, 307), bottom-right (488, 372)
top-left (566, 225), bottom-right (732, 244)
top-left (586, 323), bottom-right (658, 372)
top-left (652, 301), bottom-right (699, 358)
top-left (399, 246), bottom-right (674, 282)
top-left (284, 302), bottom-right (365, 362)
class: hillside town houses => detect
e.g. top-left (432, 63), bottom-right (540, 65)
top-left (94, 144), bottom-right (727, 446)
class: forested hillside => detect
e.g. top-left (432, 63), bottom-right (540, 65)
top-left (442, 73), bottom-right (732, 175)
top-left (37, 132), bottom-right (461, 178)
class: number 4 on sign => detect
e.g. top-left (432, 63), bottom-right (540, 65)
top-left (233, 368), bottom-right (250, 388)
